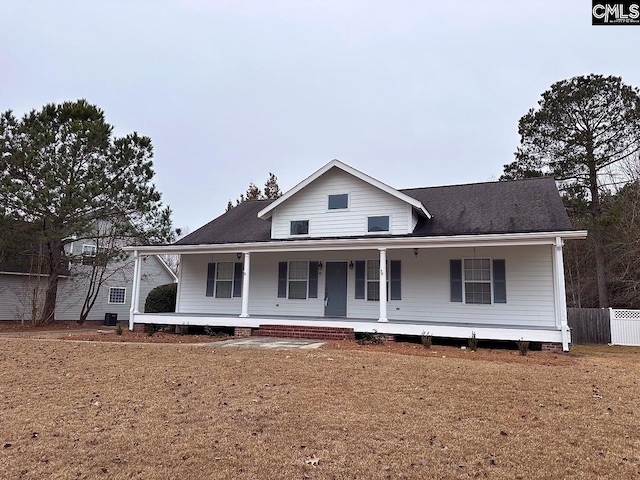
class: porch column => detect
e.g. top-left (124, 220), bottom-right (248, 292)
top-left (553, 237), bottom-right (570, 351)
top-left (129, 251), bottom-right (141, 331)
top-left (378, 248), bottom-right (388, 322)
top-left (240, 252), bottom-right (251, 318)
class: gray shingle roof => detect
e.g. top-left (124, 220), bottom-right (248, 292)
top-left (176, 177), bottom-right (572, 245)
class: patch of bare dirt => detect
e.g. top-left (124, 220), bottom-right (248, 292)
top-left (50, 330), bottom-right (230, 344)
top-left (324, 340), bottom-right (578, 366)
top-left (0, 321), bottom-right (94, 332)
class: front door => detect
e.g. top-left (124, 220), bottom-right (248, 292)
top-left (324, 262), bottom-right (347, 317)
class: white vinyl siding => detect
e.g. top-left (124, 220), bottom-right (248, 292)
top-left (176, 245), bottom-right (556, 328)
top-left (271, 168), bottom-right (411, 238)
top-left (0, 254), bottom-right (175, 322)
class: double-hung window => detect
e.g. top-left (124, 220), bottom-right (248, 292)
top-left (215, 262), bottom-right (234, 298)
top-left (277, 261), bottom-right (319, 299)
top-left (287, 260), bottom-right (308, 299)
top-left (450, 258), bottom-right (506, 304)
top-left (206, 262), bottom-right (243, 298)
top-left (366, 259), bottom-right (383, 301)
top-left (464, 258), bottom-right (492, 304)
top-left (82, 244), bottom-right (97, 265)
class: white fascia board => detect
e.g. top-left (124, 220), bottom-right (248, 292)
top-left (123, 230), bottom-right (588, 255)
top-left (256, 159), bottom-right (431, 219)
top-left (154, 255), bottom-right (179, 282)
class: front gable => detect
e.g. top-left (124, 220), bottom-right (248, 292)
top-left (259, 160), bottom-right (429, 239)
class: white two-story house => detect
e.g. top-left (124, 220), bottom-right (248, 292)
top-left (125, 160), bottom-right (586, 351)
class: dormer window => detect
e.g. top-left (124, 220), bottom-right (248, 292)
top-left (290, 220), bottom-right (309, 235)
top-left (328, 193), bottom-right (349, 210)
top-left (367, 216), bottom-right (389, 233)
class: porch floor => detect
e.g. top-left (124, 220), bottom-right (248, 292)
top-left (139, 312), bottom-right (557, 332)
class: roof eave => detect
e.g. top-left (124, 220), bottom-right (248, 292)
top-left (124, 230), bottom-right (587, 255)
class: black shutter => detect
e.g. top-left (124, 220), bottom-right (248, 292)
top-left (493, 259), bottom-right (506, 303)
top-left (206, 263), bottom-right (216, 297)
top-left (450, 260), bottom-right (462, 302)
top-left (233, 262), bottom-right (243, 297)
top-left (277, 262), bottom-right (288, 298)
top-left (355, 261), bottom-right (365, 299)
top-left (308, 261), bottom-right (318, 298)
top-left (390, 260), bottom-right (401, 300)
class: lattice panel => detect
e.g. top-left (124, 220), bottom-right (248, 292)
top-left (612, 309), bottom-right (640, 320)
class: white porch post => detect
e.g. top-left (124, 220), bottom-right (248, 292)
top-left (553, 237), bottom-right (570, 351)
top-left (378, 248), bottom-right (388, 322)
top-left (129, 251), bottom-right (141, 331)
top-left (240, 252), bottom-right (251, 318)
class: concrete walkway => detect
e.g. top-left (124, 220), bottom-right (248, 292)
top-left (215, 337), bottom-right (325, 349)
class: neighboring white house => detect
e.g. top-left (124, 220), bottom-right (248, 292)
top-left (125, 160), bottom-right (587, 351)
top-left (0, 237), bottom-right (177, 323)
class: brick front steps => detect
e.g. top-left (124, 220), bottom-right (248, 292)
top-left (253, 324), bottom-right (355, 341)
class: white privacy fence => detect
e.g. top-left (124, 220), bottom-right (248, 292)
top-left (610, 308), bottom-right (640, 346)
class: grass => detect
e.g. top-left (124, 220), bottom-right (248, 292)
top-left (1, 338), bottom-right (639, 479)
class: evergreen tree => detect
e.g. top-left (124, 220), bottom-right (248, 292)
top-left (501, 75), bottom-right (640, 307)
top-left (0, 100), bottom-right (175, 325)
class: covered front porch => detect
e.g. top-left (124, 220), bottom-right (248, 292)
top-left (124, 231), bottom-right (585, 350)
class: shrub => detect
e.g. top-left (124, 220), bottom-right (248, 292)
top-left (144, 283), bottom-right (177, 313)
top-left (115, 323), bottom-right (123, 336)
top-left (356, 330), bottom-right (383, 345)
top-left (517, 339), bottom-right (529, 356)
top-left (204, 326), bottom-right (230, 338)
top-left (145, 324), bottom-right (156, 336)
top-left (468, 332), bottom-right (478, 351)
top-left (421, 331), bottom-right (432, 349)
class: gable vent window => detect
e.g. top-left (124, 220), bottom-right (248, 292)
top-left (328, 194), bottom-right (349, 210)
top-left (367, 216), bottom-right (389, 233)
top-left (290, 220), bottom-right (309, 235)
top-left (108, 287), bottom-right (126, 304)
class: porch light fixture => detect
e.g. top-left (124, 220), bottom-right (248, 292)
top-left (349, 261), bottom-right (354, 270)
top-left (317, 261), bottom-right (323, 272)
top-left (413, 248), bottom-right (419, 258)
top-left (237, 253), bottom-right (242, 259)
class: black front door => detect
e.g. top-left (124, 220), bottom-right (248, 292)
top-left (324, 262), bottom-right (347, 317)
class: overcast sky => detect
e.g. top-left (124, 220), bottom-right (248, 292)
top-left (1, 1), bottom-right (639, 232)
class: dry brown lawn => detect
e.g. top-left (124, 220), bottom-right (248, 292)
top-left (1, 337), bottom-right (639, 479)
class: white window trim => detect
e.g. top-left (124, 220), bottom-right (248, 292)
top-left (108, 287), bottom-right (126, 304)
top-left (214, 261), bottom-right (235, 299)
top-left (365, 215), bottom-right (391, 235)
top-left (461, 257), bottom-right (494, 305)
top-left (82, 244), bottom-right (97, 256)
top-left (289, 220), bottom-right (310, 237)
top-left (326, 192), bottom-right (351, 212)
top-left (287, 260), bottom-right (309, 300)
top-left (365, 259), bottom-right (390, 302)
